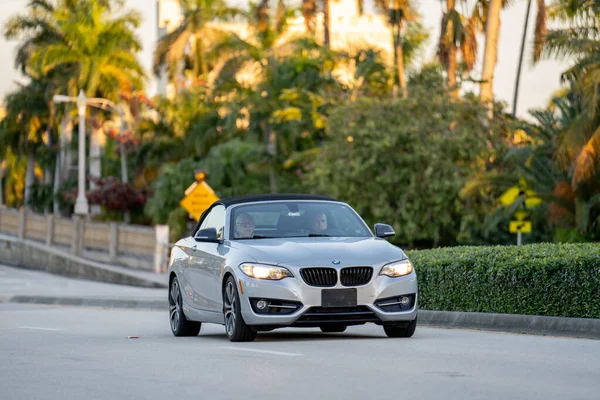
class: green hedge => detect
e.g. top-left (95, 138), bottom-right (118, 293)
top-left (407, 243), bottom-right (600, 319)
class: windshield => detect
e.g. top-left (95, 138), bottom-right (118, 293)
top-left (230, 201), bottom-right (372, 240)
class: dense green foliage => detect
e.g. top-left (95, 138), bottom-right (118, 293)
top-left (306, 89), bottom-right (514, 248)
top-left (408, 243), bottom-right (600, 318)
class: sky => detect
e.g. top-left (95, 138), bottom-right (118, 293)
top-left (0, 0), bottom-right (568, 119)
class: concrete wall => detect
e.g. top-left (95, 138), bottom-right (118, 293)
top-left (0, 207), bottom-right (170, 272)
top-left (0, 234), bottom-right (166, 288)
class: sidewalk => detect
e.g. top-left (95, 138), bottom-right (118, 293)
top-left (0, 264), bottom-right (168, 310)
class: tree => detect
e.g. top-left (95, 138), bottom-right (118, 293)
top-left (374, 0), bottom-right (419, 99)
top-left (307, 83), bottom-right (513, 248)
top-left (5, 0), bottom-right (146, 195)
top-left (438, 0), bottom-right (483, 99)
top-left (153, 0), bottom-right (243, 88)
top-left (534, 1), bottom-right (600, 195)
top-left (0, 79), bottom-right (50, 208)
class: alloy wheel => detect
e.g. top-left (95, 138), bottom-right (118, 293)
top-left (224, 281), bottom-right (237, 337)
top-left (170, 279), bottom-right (181, 332)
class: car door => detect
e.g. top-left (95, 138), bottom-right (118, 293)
top-left (186, 205), bottom-right (227, 313)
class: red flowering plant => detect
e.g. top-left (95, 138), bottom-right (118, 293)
top-left (86, 176), bottom-right (152, 213)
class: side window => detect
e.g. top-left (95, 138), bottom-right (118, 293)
top-left (199, 205), bottom-right (226, 239)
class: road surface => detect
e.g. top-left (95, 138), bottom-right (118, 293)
top-left (0, 264), bottom-right (598, 400)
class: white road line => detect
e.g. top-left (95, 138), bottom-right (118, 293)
top-left (19, 326), bottom-right (61, 331)
top-left (220, 346), bottom-right (303, 357)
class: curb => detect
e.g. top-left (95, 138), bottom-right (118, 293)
top-left (7, 295), bottom-right (599, 340)
top-left (9, 295), bottom-right (168, 311)
top-left (418, 310), bottom-right (600, 340)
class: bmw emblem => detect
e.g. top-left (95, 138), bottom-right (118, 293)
top-left (332, 260), bottom-right (341, 265)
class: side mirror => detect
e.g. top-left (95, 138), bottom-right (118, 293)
top-left (194, 228), bottom-right (221, 243)
top-left (374, 223), bottom-right (395, 239)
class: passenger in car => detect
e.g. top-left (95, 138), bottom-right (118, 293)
top-left (234, 213), bottom-right (255, 238)
top-left (309, 212), bottom-right (328, 233)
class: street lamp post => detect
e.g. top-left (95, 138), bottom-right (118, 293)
top-left (53, 90), bottom-right (90, 216)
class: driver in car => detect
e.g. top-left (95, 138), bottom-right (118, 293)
top-left (234, 213), bottom-right (255, 239)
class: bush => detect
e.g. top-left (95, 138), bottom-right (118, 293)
top-left (407, 243), bottom-right (600, 318)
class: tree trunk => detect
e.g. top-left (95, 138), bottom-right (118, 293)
top-left (323, 0), bottom-right (330, 47)
top-left (89, 110), bottom-right (102, 215)
top-left (53, 152), bottom-right (61, 215)
top-left (480, 0), bottom-right (503, 115)
top-left (265, 123), bottom-right (277, 194)
top-left (395, 28), bottom-right (408, 99)
top-left (24, 151), bottom-right (35, 209)
top-left (512, 0), bottom-right (532, 118)
top-left (44, 114), bottom-right (54, 214)
top-left (195, 34), bottom-right (208, 80)
top-left (89, 110), bottom-right (102, 187)
top-left (447, 0), bottom-right (458, 99)
top-left (0, 164), bottom-right (4, 205)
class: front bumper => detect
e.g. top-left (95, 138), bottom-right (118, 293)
top-left (237, 270), bottom-right (418, 327)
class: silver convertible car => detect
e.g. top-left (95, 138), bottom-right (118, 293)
top-left (167, 194), bottom-right (418, 342)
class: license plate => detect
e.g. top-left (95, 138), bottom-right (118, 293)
top-left (321, 288), bottom-right (357, 308)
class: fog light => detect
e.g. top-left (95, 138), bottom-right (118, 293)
top-left (400, 296), bottom-right (411, 306)
top-left (256, 300), bottom-right (269, 310)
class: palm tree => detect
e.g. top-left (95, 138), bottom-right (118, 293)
top-left (0, 79), bottom-right (49, 208)
top-left (438, 0), bottom-right (483, 99)
top-left (302, 0), bottom-right (317, 35)
top-left (7, 0), bottom-right (145, 198)
top-left (534, 0), bottom-right (600, 191)
top-left (153, 0), bottom-right (244, 89)
top-left (211, 1), bottom-right (341, 193)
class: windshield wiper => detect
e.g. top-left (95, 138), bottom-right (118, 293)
top-left (252, 234), bottom-right (276, 239)
top-left (308, 233), bottom-right (329, 237)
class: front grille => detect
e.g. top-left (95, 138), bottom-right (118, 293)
top-left (292, 306), bottom-right (380, 327)
top-left (300, 268), bottom-right (337, 287)
top-left (340, 267), bottom-right (373, 286)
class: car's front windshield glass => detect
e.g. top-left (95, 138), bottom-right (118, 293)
top-left (230, 201), bottom-right (372, 240)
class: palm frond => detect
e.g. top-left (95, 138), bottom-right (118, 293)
top-left (572, 124), bottom-right (600, 188)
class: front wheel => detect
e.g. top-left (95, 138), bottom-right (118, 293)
top-left (383, 317), bottom-right (417, 338)
top-left (223, 276), bottom-right (257, 342)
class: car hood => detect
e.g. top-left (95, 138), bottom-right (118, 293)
top-left (228, 236), bottom-right (407, 267)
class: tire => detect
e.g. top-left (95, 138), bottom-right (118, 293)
top-left (169, 277), bottom-right (201, 337)
top-left (320, 325), bottom-right (347, 333)
top-left (223, 276), bottom-right (257, 342)
top-left (383, 317), bottom-right (417, 338)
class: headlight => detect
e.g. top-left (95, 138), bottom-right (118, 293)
top-left (380, 259), bottom-right (413, 277)
top-left (239, 263), bottom-right (292, 280)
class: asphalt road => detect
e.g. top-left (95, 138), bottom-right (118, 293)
top-left (1, 303), bottom-right (599, 400)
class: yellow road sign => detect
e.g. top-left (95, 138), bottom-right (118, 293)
top-left (500, 185), bottom-right (542, 208)
top-left (524, 193), bottom-right (542, 208)
top-left (509, 220), bottom-right (532, 234)
top-left (179, 181), bottom-right (219, 221)
top-left (500, 186), bottom-right (521, 206)
top-left (514, 211), bottom-right (529, 221)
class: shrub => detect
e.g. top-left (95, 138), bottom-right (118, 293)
top-left (407, 243), bottom-right (600, 318)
